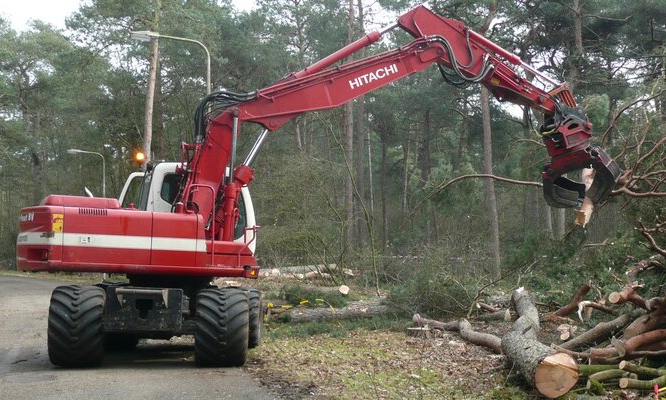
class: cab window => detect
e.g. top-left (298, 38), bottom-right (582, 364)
top-left (121, 176), bottom-right (143, 209)
top-left (234, 195), bottom-right (247, 240)
top-left (160, 173), bottom-right (180, 205)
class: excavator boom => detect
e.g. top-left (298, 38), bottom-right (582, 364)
top-left (179, 5), bottom-right (620, 243)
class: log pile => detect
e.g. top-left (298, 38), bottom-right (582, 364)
top-left (405, 261), bottom-right (666, 397)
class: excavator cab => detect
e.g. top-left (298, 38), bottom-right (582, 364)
top-left (539, 105), bottom-right (621, 209)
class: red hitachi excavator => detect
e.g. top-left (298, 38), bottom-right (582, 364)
top-left (16, 5), bottom-right (620, 368)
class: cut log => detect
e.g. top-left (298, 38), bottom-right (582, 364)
top-left (608, 284), bottom-right (649, 310)
top-left (587, 369), bottom-right (629, 382)
top-left (619, 374), bottom-right (666, 390)
top-left (578, 364), bottom-right (619, 378)
top-left (554, 284), bottom-right (590, 317)
top-left (283, 299), bottom-right (389, 322)
top-left (556, 324), bottom-right (578, 341)
top-left (501, 288), bottom-right (578, 398)
top-left (412, 314), bottom-right (501, 354)
top-left (559, 312), bottom-right (635, 351)
top-left (619, 360), bottom-right (666, 378)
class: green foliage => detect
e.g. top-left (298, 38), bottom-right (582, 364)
top-left (387, 249), bottom-right (480, 318)
top-left (582, 94), bottom-right (610, 129)
top-left (263, 315), bottom-right (408, 340)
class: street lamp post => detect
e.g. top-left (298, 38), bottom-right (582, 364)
top-left (67, 149), bottom-right (106, 198)
top-left (130, 30), bottom-right (211, 94)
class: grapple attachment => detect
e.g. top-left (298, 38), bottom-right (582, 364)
top-left (542, 146), bottom-right (621, 209)
top-left (540, 104), bottom-right (621, 209)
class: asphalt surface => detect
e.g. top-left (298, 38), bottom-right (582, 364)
top-left (0, 275), bottom-right (277, 400)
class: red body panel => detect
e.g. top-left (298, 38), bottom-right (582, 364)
top-left (17, 196), bottom-right (258, 278)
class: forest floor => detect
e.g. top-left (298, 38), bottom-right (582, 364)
top-left (245, 318), bottom-right (510, 400)
top-left (245, 317), bottom-right (657, 399)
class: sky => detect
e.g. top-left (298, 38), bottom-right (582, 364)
top-left (1, 0), bottom-right (256, 31)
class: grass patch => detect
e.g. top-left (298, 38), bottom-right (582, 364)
top-left (247, 319), bottom-right (505, 399)
top-left (264, 315), bottom-right (410, 340)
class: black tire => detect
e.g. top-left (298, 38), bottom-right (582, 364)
top-left (195, 288), bottom-right (248, 367)
top-left (247, 289), bottom-right (262, 349)
top-left (105, 333), bottom-right (139, 352)
top-left (47, 285), bottom-right (106, 367)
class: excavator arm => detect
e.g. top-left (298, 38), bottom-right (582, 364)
top-left (177, 5), bottom-right (620, 242)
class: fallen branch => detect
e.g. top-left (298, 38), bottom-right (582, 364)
top-left (619, 374), bottom-right (666, 390)
top-left (559, 313), bottom-right (635, 351)
top-left (614, 328), bottom-right (666, 358)
top-left (578, 364), bottom-right (619, 378)
top-left (619, 360), bottom-right (666, 378)
top-left (588, 369), bottom-right (629, 383)
top-left (412, 314), bottom-right (502, 354)
top-left (624, 297), bottom-right (666, 339)
top-left (577, 301), bottom-right (616, 322)
top-left (608, 283), bottom-right (649, 310)
top-left (554, 284), bottom-right (590, 317)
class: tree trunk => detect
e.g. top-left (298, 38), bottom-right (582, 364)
top-left (282, 299), bottom-right (389, 322)
top-left (401, 136), bottom-right (410, 213)
top-left (142, 0), bottom-right (161, 166)
top-left (31, 151), bottom-right (43, 204)
top-left (354, 0), bottom-right (367, 245)
top-left (480, 86), bottom-right (501, 278)
top-left (343, 0), bottom-right (355, 249)
top-left (380, 140), bottom-right (388, 251)
top-left (419, 109), bottom-right (432, 244)
top-left (154, 59), bottom-right (164, 160)
top-left (502, 288), bottom-right (578, 398)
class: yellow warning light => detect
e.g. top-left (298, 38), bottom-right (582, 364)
top-left (134, 151), bottom-right (146, 163)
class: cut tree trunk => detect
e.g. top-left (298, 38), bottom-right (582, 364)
top-left (501, 288), bottom-right (578, 398)
top-left (283, 299), bottom-right (389, 322)
top-left (412, 314), bottom-right (502, 354)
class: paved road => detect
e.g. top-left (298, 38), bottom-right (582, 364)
top-left (0, 275), bottom-right (277, 400)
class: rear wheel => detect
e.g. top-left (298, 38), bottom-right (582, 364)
top-left (48, 285), bottom-right (105, 367)
top-left (194, 288), bottom-right (248, 367)
top-left (248, 289), bottom-right (262, 349)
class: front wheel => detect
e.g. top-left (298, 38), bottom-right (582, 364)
top-left (47, 285), bottom-right (105, 367)
top-left (194, 288), bottom-right (248, 367)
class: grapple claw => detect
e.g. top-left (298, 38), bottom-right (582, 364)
top-left (542, 146), bottom-right (621, 209)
